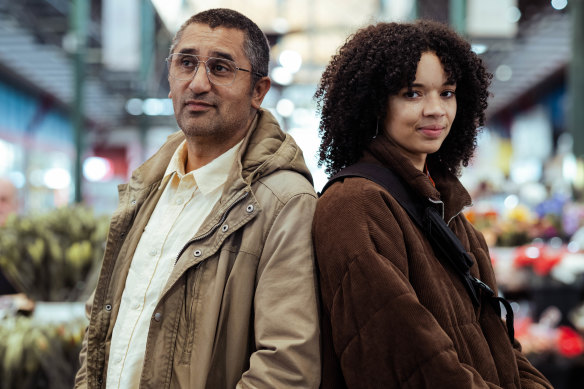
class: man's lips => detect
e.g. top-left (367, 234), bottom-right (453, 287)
top-left (184, 100), bottom-right (214, 112)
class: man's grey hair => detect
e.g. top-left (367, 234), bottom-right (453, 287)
top-left (169, 8), bottom-right (270, 85)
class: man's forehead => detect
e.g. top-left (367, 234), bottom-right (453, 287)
top-left (176, 23), bottom-right (246, 55)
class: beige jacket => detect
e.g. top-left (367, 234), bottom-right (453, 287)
top-left (75, 109), bottom-right (321, 388)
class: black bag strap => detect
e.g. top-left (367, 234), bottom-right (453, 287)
top-left (321, 162), bottom-right (514, 342)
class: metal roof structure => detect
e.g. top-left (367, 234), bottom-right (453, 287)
top-left (482, 9), bottom-right (571, 118)
top-left (0, 0), bottom-right (574, 131)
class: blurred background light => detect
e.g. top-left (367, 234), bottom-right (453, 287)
top-left (126, 98), bottom-right (143, 115)
top-left (83, 157), bottom-right (113, 182)
top-left (270, 66), bottom-right (293, 85)
top-left (279, 50), bottom-right (302, 73)
top-left (496, 64), bottom-right (513, 81)
top-left (7, 171), bottom-right (26, 188)
top-left (272, 17), bottom-right (289, 34)
top-left (551, 0), bottom-right (568, 10)
top-left (507, 6), bottom-right (522, 23)
top-left (471, 43), bottom-right (489, 54)
top-left (504, 194), bottom-right (520, 209)
top-left (276, 98), bottom-right (295, 117)
top-left (43, 168), bottom-right (71, 190)
top-left (143, 98), bottom-right (165, 116)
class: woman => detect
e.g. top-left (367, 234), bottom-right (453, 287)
top-left (313, 20), bottom-right (552, 388)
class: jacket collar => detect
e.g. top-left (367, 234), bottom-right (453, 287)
top-left (363, 133), bottom-right (472, 222)
top-left (127, 108), bottom-right (312, 203)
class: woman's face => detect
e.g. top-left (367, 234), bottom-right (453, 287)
top-left (383, 51), bottom-right (457, 171)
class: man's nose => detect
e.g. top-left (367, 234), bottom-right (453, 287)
top-left (188, 64), bottom-right (212, 92)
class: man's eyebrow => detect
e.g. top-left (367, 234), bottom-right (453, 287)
top-left (209, 51), bottom-right (235, 61)
top-left (175, 48), bottom-right (235, 62)
top-left (177, 48), bottom-right (198, 55)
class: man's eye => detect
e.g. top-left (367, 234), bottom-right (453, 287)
top-left (210, 61), bottom-right (232, 73)
top-left (404, 90), bottom-right (420, 98)
top-left (180, 58), bottom-right (196, 67)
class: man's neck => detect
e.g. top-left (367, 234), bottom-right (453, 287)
top-left (184, 118), bottom-right (256, 172)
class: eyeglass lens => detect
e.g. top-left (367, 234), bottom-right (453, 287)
top-left (168, 54), bottom-right (238, 85)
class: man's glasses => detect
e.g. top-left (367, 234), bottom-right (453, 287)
top-left (166, 53), bottom-right (264, 86)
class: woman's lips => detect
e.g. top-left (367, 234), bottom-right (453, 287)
top-left (418, 125), bottom-right (444, 138)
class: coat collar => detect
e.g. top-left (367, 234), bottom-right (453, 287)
top-left (363, 133), bottom-right (472, 222)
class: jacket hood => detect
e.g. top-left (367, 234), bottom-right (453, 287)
top-left (236, 108), bottom-right (312, 185)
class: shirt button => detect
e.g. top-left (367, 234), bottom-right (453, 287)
top-left (149, 249), bottom-right (157, 256)
top-left (133, 303), bottom-right (141, 310)
top-left (175, 198), bottom-right (184, 205)
top-left (154, 312), bottom-right (162, 322)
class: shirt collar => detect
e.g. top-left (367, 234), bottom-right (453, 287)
top-left (163, 139), bottom-right (243, 195)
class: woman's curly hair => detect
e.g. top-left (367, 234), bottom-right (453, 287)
top-left (315, 20), bottom-right (492, 176)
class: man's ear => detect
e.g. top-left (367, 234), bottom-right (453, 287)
top-left (251, 77), bottom-right (271, 109)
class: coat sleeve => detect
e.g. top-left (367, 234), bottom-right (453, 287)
top-left (74, 290), bottom-right (94, 389)
top-left (314, 181), bottom-right (548, 389)
top-left (237, 192), bottom-right (321, 388)
top-left (473, 227), bottom-right (553, 389)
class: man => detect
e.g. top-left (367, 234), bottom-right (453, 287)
top-left (0, 177), bottom-right (18, 227)
top-left (75, 8), bottom-right (320, 388)
top-left (0, 177), bottom-right (20, 295)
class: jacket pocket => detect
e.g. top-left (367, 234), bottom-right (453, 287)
top-left (179, 263), bottom-right (203, 364)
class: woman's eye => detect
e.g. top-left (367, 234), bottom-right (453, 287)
top-left (404, 90), bottom-right (420, 98)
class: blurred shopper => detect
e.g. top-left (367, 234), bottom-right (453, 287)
top-left (0, 177), bottom-right (34, 314)
top-left (313, 21), bottom-right (552, 388)
top-left (0, 177), bottom-right (18, 227)
top-left (0, 178), bottom-right (19, 296)
top-left (75, 8), bottom-right (320, 389)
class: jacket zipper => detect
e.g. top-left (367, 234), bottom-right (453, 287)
top-left (428, 197), bottom-right (472, 226)
top-left (174, 191), bottom-right (250, 265)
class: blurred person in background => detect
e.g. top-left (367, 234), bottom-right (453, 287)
top-left (313, 21), bottom-right (552, 388)
top-left (0, 177), bottom-right (18, 227)
top-left (0, 177), bottom-right (19, 296)
top-left (0, 177), bottom-right (34, 313)
top-left (75, 8), bottom-right (320, 389)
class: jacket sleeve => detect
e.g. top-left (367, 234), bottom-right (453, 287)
top-left (237, 192), bottom-right (321, 388)
top-left (313, 181), bottom-right (549, 389)
top-left (74, 290), bottom-right (95, 389)
top-left (473, 227), bottom-right (553, 389)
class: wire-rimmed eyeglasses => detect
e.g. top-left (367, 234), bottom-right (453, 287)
top-left (166, 53), bottom-right (265, 86)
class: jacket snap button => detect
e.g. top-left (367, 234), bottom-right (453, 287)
top-left (221, 224), bottom-right (229, 232)
top-left (105, 304), bottom-right (112, 311)
top-left (130, 200), bottom-right (136, 205)
top-left (154, 312), bottom-right (162, 322)
top-left (246, 204), bottom-right (254, 213)
top-left (193, 249), bottom-right (202, 257)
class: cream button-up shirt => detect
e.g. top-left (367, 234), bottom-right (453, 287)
top-left (106, 139), bottom-right (242, 389)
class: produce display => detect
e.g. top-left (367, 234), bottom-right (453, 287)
top-left (0, 206), bottom-right (108, 388)
top-left (0, 206), bottom-right (109, 301)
